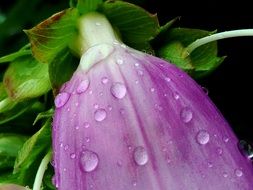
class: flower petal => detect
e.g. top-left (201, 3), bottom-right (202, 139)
top-left (53, 43), bottom-right (253, 190)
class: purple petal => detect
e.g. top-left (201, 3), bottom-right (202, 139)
top-left (53, 43), bottom-right (253, 190)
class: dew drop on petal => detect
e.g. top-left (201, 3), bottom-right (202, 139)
top-left (101, 77), bottom-right (109, 84)
top-left (207, 161), bottom-right (213, 168)
top-left (94, 109), bottom-right (107, 122)
top-left (223, 172), bottom-right (228, 178)
top-left (217, 147), bottom-right (223, 155)
top-left (238, 140), bottom-right (253, 160)
top-left (150, 88), bottom-right (155, 92)
top-left (80, 150), bottom-right (99, 172)
top-left (55, 92), bottom-right (70, 108)
top-left (134, 63), bottom-right (139, 67)
top-left (111, 82), bottom-right (127, 99)
top-left (196, 130), bottom-right (210, 145)
top-left (133, 146), bottom-right (149, 166)
top-left (165, 77), bottom-right (171, 82)
top-left (180, 107), bottom-right (193, 123)
top-left (116, 59), bottom-right (124, 65)
top-left (173, 92), bottom-right (180, 100)
top-left (223, 136), bottom-right (229, 143)
top-left (70, 153), bottom-right (76, 159)
top-left (84, 122), bottom-right (90, 128)
top-left (76, 79), bottom-right (90, 94)
top-left (137, 70), bottom-right (144, 76)
top-left (64, 145), bottom-right (69, 151)
top-left (235, 169), bottom-right (243, 177)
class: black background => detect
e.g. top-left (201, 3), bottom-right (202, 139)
top-left (0, 0), bottom-right (252, 142)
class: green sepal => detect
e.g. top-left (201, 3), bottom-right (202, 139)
top-left (100, 1), bottom-right (160, 51)
top-left (0, 134), bottom-right (28, 170)
top-left (157, 28), bottom-right (225, 78)
top-left (13, 120), bottom-right (51, 186)
top-left (25, 8), bottom-right (78, 64)
top-left (3, 55), bottom-right (50, 101)
top-left (77, 0), bottom-right (103, 14)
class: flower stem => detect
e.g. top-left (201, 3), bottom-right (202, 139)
top-left (186, 29), bottom-right (253, 54)
top-left (32, 151), bottom-right (52, 190)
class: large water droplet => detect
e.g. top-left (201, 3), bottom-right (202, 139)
top-left (80, 150), bottom-right (99, 172)
top-left (235, 169), bottom-right (243, 177)
top-left (180, 107), bottom-right (193, 123)
top-left (196, 130), bottom-right (210, 145)
top-left (133, 146), bottom-right (148, 166)
top-left (111, 82), bottom-right (127, 99)
top-left (101, 77), bottom-right (109, 84)
top-left (94, 109), bottom-right (107, 122)
top-left (238, 140), bottom-right (253, 160)
top-left (55, 92), bottom-right (70, 108)
top-left (76, 79), bottom-right (90, 94)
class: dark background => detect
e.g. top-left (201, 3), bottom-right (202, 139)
top-left (0, 0), bottom-right (252, 142)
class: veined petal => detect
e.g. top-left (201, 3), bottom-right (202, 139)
top-left (53, 43), bottom-right (253, 190)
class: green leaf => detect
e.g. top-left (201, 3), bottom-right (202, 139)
top-left (0, 49), bottom-right (31, 64)
top-left (25, 8), bottom-right (79, 64)
top-left (3, 55), bottom-right (51, 101)
top-left (100, 1), bottom-right (160, 50)
top-left (157, 28), bottom-right (225, 78)
top-left (0, 98), bottom-right (35, 125)
top-left (0, 134), bottom-right (28, 170)
top-left (49, 48), bottom-right (78, 93)
top-left (42, 165), bottom-right (56, 190)
top-left (14, 120), bottom-right (51, 185)
top-left (77, 0), bottom-right (103, 14)
top-left (33, 108), bottom-right (54, 125)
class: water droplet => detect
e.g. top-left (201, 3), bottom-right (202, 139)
top-left (52, 175), bottom-right (58, 188)
top-left (196, 130), bottom-right (210, 145)
top-left (101, 77), bottom-right (109, 84)
top-left (75, 102), bottom-right (79, 107)
top-left (80, 150), bottom-right (99, 172)
top-left (223, 136), bottom-right (229, 143)
top-left (55, 92), bottom-right (70, 108)
top-left (111, 82), bottom-right (127, 99)
top-left (63, 168), bottom-right (67, 172)
top-left (173, 92), bottom-right (180, 100)
top-left (223, 172), bottom-right (228, 178)
top-left (84, 122), bottom-right (90, 128)
top-left (89, 90), bottom-right (93, 95)
top-left (135, 80), bottom-right (139, 84)
top-left (70, 153), bottom-right (76, 159)
top-left (95, 22), bottom-right (101, 26)
top-left (133, 146), bottom-right (148, 166)
top-left (93, 103), bottom-right (99, 109)
top-left (132, 181), bottom-right (137, 187)
top-left (150, 88), bottom-right (155, 92)
top-left (137, 70), bottom-right (144, 76)
top-left (165, 77), bottom-right (171, 82)
top-left (235, 169), bottom-right (243, 177)
top-left (94, 109), bottom-right (107, 122)
top-left (207, 162), bottom-right (213, 168)
top-left (217, 147), bottom-right (223, 155)
top-left (76, 79), bottom-right (90, 94)
top-left (134, 63), bottom-right (139, 67)
top-left (202, 86), bottom-right (209, 95)
top-left (116, 59), bottom-right (124, 65)
top-left (238, 140), bottom-right (253, 160)
top-left (108, 105), bottom-right (113, 111)
top-left (75, 125), bottom-right (79, 130)
top-left (85, 137), bottom-right (90, 143)
top-left (180, 107), bottom-right (193, 123)
top-left (121, 44), bottom-right (127, 48)
top-left (60, 142), bottom-right (63, 147)
top-left (64, 145), bottom-right (69, 151)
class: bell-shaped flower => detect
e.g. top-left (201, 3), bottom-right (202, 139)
top-left (52, 13), bottom-right (253, 190)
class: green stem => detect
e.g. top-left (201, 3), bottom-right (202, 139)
top-left (32, 151), bottom-right (52, 190)
top-left (186, 29), bottom-right (253, 54)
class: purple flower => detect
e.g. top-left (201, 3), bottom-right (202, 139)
top-left (52, 42), bottom-right (253, 190)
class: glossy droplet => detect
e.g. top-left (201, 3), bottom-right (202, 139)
top-left (217, 147), bottom-right (223, 155)
top-left (238, 140), bottom-right (253, 160)
top-left (80, 150), bottom-right (99, 172)
top-left (150, 88), bottom-right (155, 92)
top-left (116, 59), bottom-right (124, 65)
top-left (101, 77), bottom-right (109, 84)
top-left (55, 92), bottom-right (70, 108)
top-left (84, 122), bottom-right (90, 128)
top-left (180, 107), bottom-right (193, 123)
top-left (223, 172), bottom-right (228, 178)
top-left (207, 162), bottom-right (213, 168)
top-left (173, 92), bottom-right (180, 100)
top-left (235, 169), bottom-right (243, 177)
top-left (94, 109), bottom-right (107, 122)
top-left (196, 130), bottom-right (210, 145)
top-left (64, 145), bottom-right (69, 151)
top-left (76, 79), bottom-right (90, 94)
top-left (95, 22), bottom-right (101, 26)
top-left (70, 153), bottom-right (76, 159)
top-left (93, 103), bottom-right (99, 109)
top-left (137, 70), bottom-right (144, 76)
top-left (111, 82), bottom-right (127, 99)
top-left (202, 86), bottom-right (209, 95)
top-left (223, 136), bottom-right (229, 143)
top-left (134, 63), bottom-right (139, 67)
top-left (165, 77), bottom-right (171, 82)
top-left (133, 146), bottom-right (149, 166)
